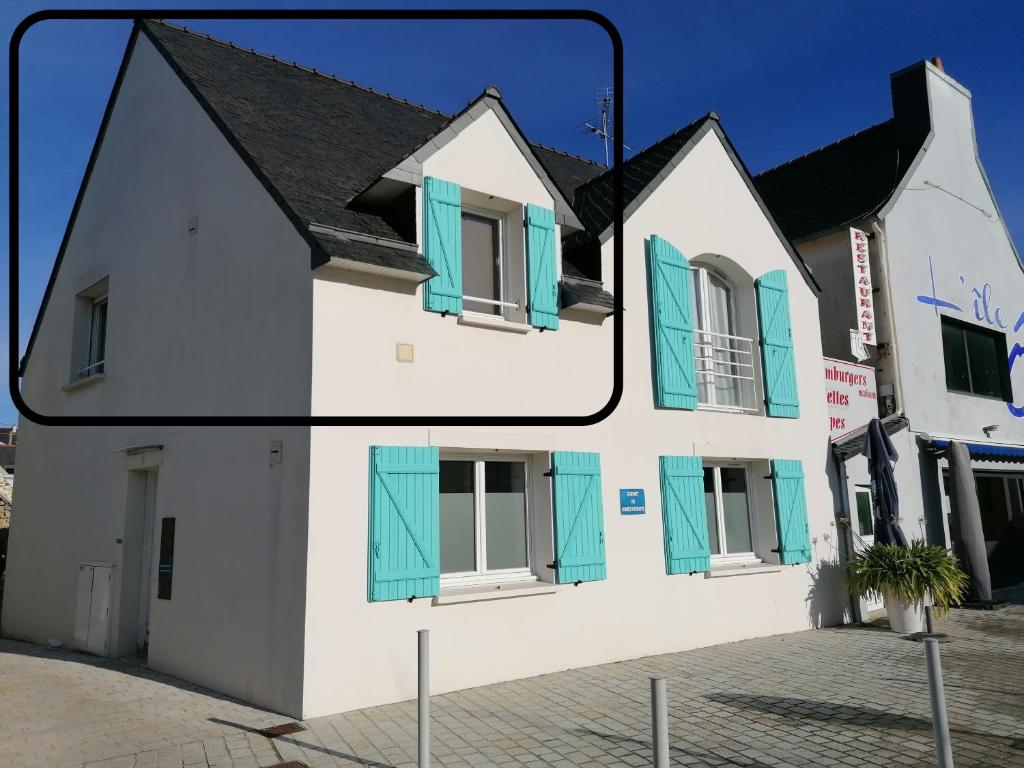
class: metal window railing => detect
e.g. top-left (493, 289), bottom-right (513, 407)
top-left (76, 359), bottom-right (105, 379)
top-left (463, 295), bottom-right (521, 311)
top-left (694, 329), bottom-right (757, 412)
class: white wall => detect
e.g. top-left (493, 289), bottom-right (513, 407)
top-left (19, 34), bottom-right (314, 419)
top-left (302, 130), bottom-right (840, 718)
top-left (4, 33), bottom-right (313, 716)
top-left (883, 62), bottom-right (1024, 444)
top-left (310, 107), bottom-right (612, 418)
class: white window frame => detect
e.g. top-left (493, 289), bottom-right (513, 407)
top-left (691, 265), bottom-right (757, 413)
top-left (460, 206), bottom-right (520, 320)
top-left (439, 453), bottom-right (536, 589)
top-left (83, 295), bottom-right (108, 377)
top-left (705, 463), bottom-right (761, 565)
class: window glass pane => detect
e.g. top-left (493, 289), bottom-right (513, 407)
top-left (703, 468), bottom-right (720, 555)
top-left (964, 327), bottom-right (1003, 398)
top-left (941, 321), bottom-right (970, 393)
top-left (89, 300), bottom-right (108, 371)
top-left (975, 475), bottom-right (1008, 545)
top-left (720, 468), bottom-right (752, 553)
top-left (484, 462), bottom-right (528, 570)
top-left (855, 491), bottom-right (873, 537)
top-left (1007, 478), bottom-right (1023, 522)
top-left (440, 461), bottom-right (476, 574)
top-left (462, 213), bottom-right (500, 315)
top-left (707, 273), bottom-right (741, 408)
top-left (693, 270), bottom-right (711, 405)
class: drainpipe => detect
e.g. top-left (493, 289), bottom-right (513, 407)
top-left (870, 219), bottom-right (906, 415)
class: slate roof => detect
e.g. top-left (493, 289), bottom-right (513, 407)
top-left (531, 144), bottom-right (607, 204)
top-left (142, 20), bottom-right (452, 246)
top-left (570, 115), bottom-right (712, 240)
top-left (754, 120), bottom-right (924, 243)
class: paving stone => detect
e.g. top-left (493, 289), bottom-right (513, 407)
top-left (3, 596), bottom-right (1024, 767)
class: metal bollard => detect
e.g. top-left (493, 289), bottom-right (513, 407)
top-left (650, 676), bottom-right (669, 768)
top-left (925, 605), bottom-right (935, 635)
top-left (924, 638), bottom-right (954, 768)
top-left (418, 629), bottom-right (430, 768)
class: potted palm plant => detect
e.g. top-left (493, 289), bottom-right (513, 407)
top-left (846, 541), bottom-right (968, 633)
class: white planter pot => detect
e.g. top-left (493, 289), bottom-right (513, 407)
top-left (884, 592), bottom-right (926, 633)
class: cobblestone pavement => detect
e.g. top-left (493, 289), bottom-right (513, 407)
top-left (2, 600), bottom-right (1022, 768)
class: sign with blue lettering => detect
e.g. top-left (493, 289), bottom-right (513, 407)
top-left (619, 488), bottom-right (646, 515)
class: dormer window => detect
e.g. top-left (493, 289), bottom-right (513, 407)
top-left (421, 177), bottom-right (558, 330)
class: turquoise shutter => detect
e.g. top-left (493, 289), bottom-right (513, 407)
top-left (525, 204), bottom-right (559, 330)
top-left (659, 456), bottom-right (711, 574)
top-left (771, 459), bottom-right (812, 565)
top-left (368, 446), bottom-right (440, 601)
top-left (647, 236), bottom-right (697, 409)
top-left (422, 177), bottom-right (463, 315)
top-left (551, 451), bottom-right (606, 584)
top-left (756, 269), bottom-right (800, 418)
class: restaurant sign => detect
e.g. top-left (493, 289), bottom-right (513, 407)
top-left (825, 357), bottom-right (878, 440)
top-left (850, 227), bottom-right (876, 347)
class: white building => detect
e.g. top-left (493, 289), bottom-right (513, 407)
top-left (757, 58), bottom-right (1024, 614)
top-left (4, 20), bottom-right (841, 718)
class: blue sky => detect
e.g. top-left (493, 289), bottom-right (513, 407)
top-left (3, 0), bottom-right (1022, 426)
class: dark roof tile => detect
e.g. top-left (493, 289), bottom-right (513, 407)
top-left (754, 120), bottom-right (923, 242)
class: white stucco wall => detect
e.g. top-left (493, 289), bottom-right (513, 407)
top-left (301, 130), bottom-right (839, 718)
top-left (4, 33), bottom-right (313, 716)
top-left (310, 107), bottom-right (612, 418)
top-left (19, 34), bottom-right (314, 419)
top-left (883, 63), bottom-right (1024, 444)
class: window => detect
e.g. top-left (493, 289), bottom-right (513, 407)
top-left (854, 489), bottom-right (874, 539)
top-left (85, 298), bottom-right (108, 377)
top-left (461, 210), bottom-right (505, 316)
top-left (703, 465), bottom-right (757, 562)
top-left (690, 266), bottom-right (756, 411)
top-left (71, 278), bottom-right (109, 383)
top-left (439, 457), bottom-right (532, 586)
top-left (941, 317), bottom-right (1012, 400)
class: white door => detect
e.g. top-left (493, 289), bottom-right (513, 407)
top-left (136, 472), bottom-right (159, 653)
top-left (852, 487), bottom-right (884, 615)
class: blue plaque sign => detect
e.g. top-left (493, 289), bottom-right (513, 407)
top-left (619, 488), bottom-right (646, 515)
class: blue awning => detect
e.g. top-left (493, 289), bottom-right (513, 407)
top-left (931, 439), bottom-right (1024, 464)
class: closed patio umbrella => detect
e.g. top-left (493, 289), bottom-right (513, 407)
top-left (864, 418), bottom-right (908, 547)
top-left (946, 440), bottom-right (992, 602)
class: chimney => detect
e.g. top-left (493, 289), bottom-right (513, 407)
top-left (890, 61), bottom-right (932, 150)
top-left (931, 56), bottom-right (943, 72)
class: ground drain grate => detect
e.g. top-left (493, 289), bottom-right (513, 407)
top-left (259, 722), bottom-right (307, 738)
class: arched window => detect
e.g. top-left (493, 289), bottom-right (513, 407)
top-left (690, 266), bottom-right (756, 410)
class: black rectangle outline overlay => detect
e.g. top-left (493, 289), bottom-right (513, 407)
top-left (9, 8), bottom-right (623, 427)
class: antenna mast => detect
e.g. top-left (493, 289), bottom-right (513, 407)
top-left (585, 87), bottom-right (615, 167)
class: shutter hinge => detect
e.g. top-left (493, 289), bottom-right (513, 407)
top-left (573, 580), bottom-right (582, 587)
top-left (441, 310), bottom-right (450, 317)
top-left (543, 470), bottom-right (553, 477)
top-left (763, 474), bottom-right (775, 480)
top-left (770, 548), bottom-right (781, 553)
top-left (407, 595), bottom-right (417, 603)
top-left (546, 561), bottom-right (557, 570)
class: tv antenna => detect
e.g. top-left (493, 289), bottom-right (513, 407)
top-left (584, 87), bottom-right (629, 166)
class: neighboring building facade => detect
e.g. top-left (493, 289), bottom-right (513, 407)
top-left (4, 20), bottom-right (840, 718)
top-left (757, 58), bottom-right (1024, 611)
